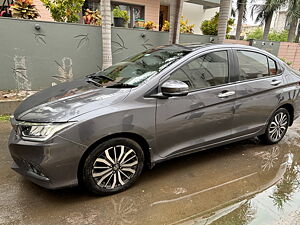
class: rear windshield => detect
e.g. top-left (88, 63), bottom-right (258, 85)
top-left (97, 46), bottom-right (191, 86)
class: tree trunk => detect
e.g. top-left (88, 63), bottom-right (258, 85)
top-left (263, 13), bottom-right (273, 41)
top-left (217, 0), bottom-right (231, 44)
top-left (288, 17), bottom-right (298, 42)
top-left (235, 4), bottom-right (244, 40)
top-left (296, 21), bottom-right (300, 43)
top-left (169, 0), bottom-right (183, 44)
top-left (100, 0), bottom-right (112, 69)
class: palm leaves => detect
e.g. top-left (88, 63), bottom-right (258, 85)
top-left (251, 0), bottom-right (287, 40)
top-left (286, 0), bottom-right (300, 41)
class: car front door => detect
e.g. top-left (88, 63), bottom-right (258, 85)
top-left (155, 49), bottom-right (237, 158)
top-left (231, 49), bottom-right (284, 138)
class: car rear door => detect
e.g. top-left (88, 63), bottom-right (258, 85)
top-left (155, 49), bottom-right (237, 158)
top-left (231, 49), bottom-right (284, 138)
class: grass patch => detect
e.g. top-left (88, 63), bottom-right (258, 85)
top-left (0, 115), bottom-right (10, 121)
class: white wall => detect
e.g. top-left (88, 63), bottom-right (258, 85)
top-left (182, 2), bottom-right (219, 34)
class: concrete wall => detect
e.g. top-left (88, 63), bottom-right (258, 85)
top-left (0, 17), bottom-right (214, 91)
top-left (224, 39), bottom-right (250, 45)
top-left (278, 43), bottom-right (300, 71)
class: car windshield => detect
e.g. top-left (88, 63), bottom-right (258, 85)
top-left (88, 45), bottom-right (191, 87)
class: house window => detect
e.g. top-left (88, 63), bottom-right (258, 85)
top-left (111, 2), bottom-right (145, 28)
top-left (83, 1), bottom-right (145, 28)
top-left (83, 0), bottom-right (101, 11)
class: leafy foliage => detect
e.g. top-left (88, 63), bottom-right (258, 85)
top-left (246, 27), bottom-right (263, 40)
top-left (200, 12), bottom-right (234, 36)
top-left (161, 16), bottom-right (195, 34)
top-left (83, 9), bottom-right (102, 26)
top-left (11, 0), bottom-right (40, 20)
top-left (0, 115), bottom-right (10, 121)
top-left (268, 30), bottom-right (288, 41)
top-left (251, 0), bottom-right (287, 25)
top-left (180, 17), bottom-right (195, 34)
top-left (40, 0), bottom-right (85, 23)
top-left (161, 20), bottom-right (170, 32)
top-left (144, 21), bottom-right (157, 30)
top-left (112, 6), bottom-right (129, 22)
top-left (246, 27), bottom-right (288, 42)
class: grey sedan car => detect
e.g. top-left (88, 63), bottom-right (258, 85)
top-left (8, 44), bottom-right (300, 195)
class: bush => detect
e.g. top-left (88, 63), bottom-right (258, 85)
top-left (268, 30), bottom-right (288, 42)
top-left (246, 27), bottom-right (263, 40)
top-left (200, 12), bottom-right (234, 36)
top-left (161, 16), bottom-right (195, 34)
top-left (41, 0), bottom-right (85, 23)
top-left (246, 28), bottom-right (288, 42)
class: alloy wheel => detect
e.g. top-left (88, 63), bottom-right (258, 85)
top-left (92, 145), bottom-right (138, 189)
top-left (268, 112), bottom-right (288, 142)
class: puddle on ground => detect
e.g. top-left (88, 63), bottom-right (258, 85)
top-left (1, 120), bottom-right (300, 225)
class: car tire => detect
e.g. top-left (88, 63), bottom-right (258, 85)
top-left (82, 138), bottom-right (144, 195)
top-left (258, 108), bottom-right (290, 145)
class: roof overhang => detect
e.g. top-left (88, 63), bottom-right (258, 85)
top-left (185, 0), bottom-right (220, 9)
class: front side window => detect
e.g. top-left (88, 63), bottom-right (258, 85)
top-left (237, 51), bottom-right (269, 80)
top-left (169, 51), bottom-right (229, 91)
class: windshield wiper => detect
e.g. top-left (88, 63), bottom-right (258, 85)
top-left (86, 71), bottom-right (114, 81)
top-left (86, 78), bottom-right (102, 87)
top-left (106, 83), bottom-right (137, 88)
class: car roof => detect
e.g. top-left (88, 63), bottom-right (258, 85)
top-left (179, 43), bottom-right (259, 51)
top-left (174, 43), bottom-right (278, 60)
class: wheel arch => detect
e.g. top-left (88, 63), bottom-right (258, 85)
top-left (77, 132), bottom-right (152, 184)
top-left (278, 103), bottom-right (294, 126)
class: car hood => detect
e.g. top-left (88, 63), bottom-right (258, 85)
top-left (14, 79), bottom-right (131, 123)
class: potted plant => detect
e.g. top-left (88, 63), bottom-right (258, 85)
top-left (83, 9), bottom-right (102, 26)
top-left (10, 0), bottom-right (40, 20)
top-left (112, 6), bottom-right (129, 27)
top-left (144, 21), bottom-right (157, 31)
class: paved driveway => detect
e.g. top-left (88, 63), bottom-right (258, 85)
top-left (1, 120), bottom-right (300, 225)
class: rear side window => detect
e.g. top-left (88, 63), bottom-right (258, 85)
top-left (237, 51), bottom-right (269, 80)
top-left (169, 50), bottom-right (229, 91)
top-left (268, 58), bottom-right (277, 75)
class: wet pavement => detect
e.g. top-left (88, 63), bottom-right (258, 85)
top-left (1, 120), bottom-right (300, 225)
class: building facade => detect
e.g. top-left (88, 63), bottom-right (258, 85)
top-left (18, 0), bottom-right (220, 34)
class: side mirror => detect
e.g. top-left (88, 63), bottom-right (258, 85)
top-left (161, 80), bottom-right (189, 97)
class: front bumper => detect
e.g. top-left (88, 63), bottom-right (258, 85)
top-left (8, 129), bottom-right (86, 189)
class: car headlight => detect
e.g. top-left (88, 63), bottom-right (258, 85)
top-left (17, 122), bottom-right (75, 142)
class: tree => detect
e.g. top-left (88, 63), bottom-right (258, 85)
top-left (251, 0), bottom-right (286, 41)
top-left (100, 0), bottom-right (112, 69)
top-left (287, 0), bottom-right (300, 42)
top-left (169, 0), bottom-right (184, 44)
top-left (217, 0), bottom-right (232, 44)
top-left (235, 0), bottom-right (247, 40)
top-left (295, 22), bottom-right (300, 43)
top-left (200, 12), bottom-right (234, 36)
top-left (41, 0), bottom-right (85, 23)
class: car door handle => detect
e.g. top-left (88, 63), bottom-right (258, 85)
top-left (218, 91), bottom-right (236, 98)
top-left (271, 80), bottom-right (281, 86)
